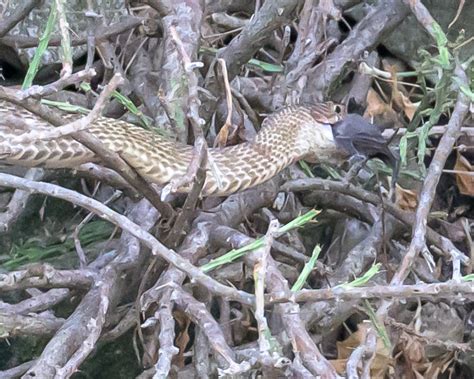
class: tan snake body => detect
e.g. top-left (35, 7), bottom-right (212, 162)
top-left (0, 100), bottom-right (346, 196)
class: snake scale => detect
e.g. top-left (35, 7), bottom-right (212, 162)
top-left (0, 100), bottom-right (347, 196)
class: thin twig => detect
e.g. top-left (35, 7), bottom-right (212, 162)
top-left (214, 58), bottom-right (233, 148)
top-left (73, 189), bottom-right (122, 267)
top-left (54, 0), bottom-right (73, 78)
top-left (1, 16), bottom-right (144, 48)
top-left (11, 73), bottom-right (122, 144)
top-left (17, 68), bottom-right (96, 100)
top-left (254, 219), bottom-right (280, 362)
top-left (168, 25), bottom-right (204, 137)
top-left (268, 281), bottom-right (474, 304)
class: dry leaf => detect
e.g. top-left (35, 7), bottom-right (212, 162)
top-left (422, 351), bottom-right (455, 379)
top-left (365, 89), bottom-right (394, 120)
top-left (331, 323), bottom-right (392, 377)
top-left (454, 152), bottom-right (474, 196)
top-left (396, 184), bottom-right (419, 211)
top-left (174, 309), bottom-right (191, 368)
top-left (214, 122), bottom-right (230, 148)
top-left (400, 332), bottom-right (425, 363)
top-left (385, 61), bottom-right (418, 121)
top-left (396, 91), bottom-right (418, 121)
top-left (330, 358), bottom-right (348, 373)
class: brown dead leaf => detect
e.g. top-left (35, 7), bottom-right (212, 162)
top-left (330, 358), bottom-right (348, 373)
top-left (331, 323), bottom-right (392, 377)
top-left (454, 152), bottom-right (474, 196)
top-left (422, 351), bottom-right (455, 379)
top-left (365, 89), bottom-right (394, 120)
top-left (395, 184), bottom-right (419, 211)
top-left (400, 332), bottom-right (426, 363)
top-left (214, 122), bottom-right (230, 148)
top-left (384, 61), bottom-right (418, 121)
top-left (174, 309), bottom-right (191, 368)
top-left (397, 91), bottom-right (418, 121)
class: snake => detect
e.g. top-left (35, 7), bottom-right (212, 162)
top-left (0, 99), bottom-right (347, 196)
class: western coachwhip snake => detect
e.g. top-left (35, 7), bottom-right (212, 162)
top-left (0, 100), bottom-right (347, 196)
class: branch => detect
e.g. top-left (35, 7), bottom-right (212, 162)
top-left (0, 173), bottom-right (254, 306)
top-left (388, 63), bottom-right (470, 287)
top-left (0, 16), bottom-right (144, 48)
top-left (0, 265), bottom-right (95, 292)
top-left (217, 0), bottom-right (299, 80)
top-left (304, 0), bottom-right (409, 101)
top-left (282, 178), bottom-right (468, 263)
top-left (17, 68), bottom-right (96, 100)
top-left (0, 312), bottom-right (65, 337)
top-left (268, 281), bottom-right (474, 304)
top-left (11, 73), bottom-right (122, 143)
top-left (0, 0), bottom-right (41, 38)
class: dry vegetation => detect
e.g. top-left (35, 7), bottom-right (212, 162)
top-left (0, 0), bottom-right (473, 378)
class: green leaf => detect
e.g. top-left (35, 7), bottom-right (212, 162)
top-left (278, 209), bottom-right (320, 234)
top-left (22, 2), bottom-right (57, 89)
top-left (338, 263), bottom-right (381, 289)
top-left (40, 99), bottom-right (89, 114)
top-left (80, 83), bottom-right (152, 128)
top-left (399, 134), bottom-right (408, 166)
top-left (199, 46), bottom-right (283, 73)
top-left (364, 300), bottom-right (392, 350)
top-left (291, 245), bottom-right (321, 291)
top-left (3, 220), bottom-right (114, 270)
top-left (298, 161), bottom-right (315, 178)
top-left (459, 84), bottom-right (474, 102)
top-left (248, 59), bottom-right (283, 73)
top-left (201, 210), bottom-right (320, 272)
top-left (462, 274), bottom-right (474, 282)
top-left (432, 22), bottom-right (448, 47)
top-left (417, 124), bottom-right (429, 170)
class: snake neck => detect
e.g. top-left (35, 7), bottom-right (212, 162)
top-left (199, 105), bottom-right (343, 196)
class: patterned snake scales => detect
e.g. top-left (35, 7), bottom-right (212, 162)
top-left (0, 100), bottom-right (347, 196)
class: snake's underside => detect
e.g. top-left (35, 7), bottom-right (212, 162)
top-left (0, 100), bottom-right (346, 196)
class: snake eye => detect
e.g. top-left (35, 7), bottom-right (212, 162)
top-left (334, 104), bottom-right (343, 114)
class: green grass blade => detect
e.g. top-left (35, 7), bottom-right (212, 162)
top-left (201, 210), bottom-right (320, 272)
top-left (199, 46), bottom-right (283, 73)
top-left (338, 263), bottom-right (381, 289)
top-left (80, 82), bottom-right (152, 128)
top-left (462, 274), bottom-right (474, 282)
top-left (291, 245), bottom-right (321, 292)
top-left (22, 2), bottom-right (57, 89)
top-left (364, 300), bottom-right (392, 350)
top-left (40, 99), bottom-right (89, 114)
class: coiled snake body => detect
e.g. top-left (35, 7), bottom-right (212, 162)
top-left (0, 100), bottom-right (346, 196)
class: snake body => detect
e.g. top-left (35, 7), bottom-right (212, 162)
top-left (0, 100), bottom-right (346, 196)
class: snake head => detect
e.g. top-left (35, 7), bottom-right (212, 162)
top-left (308, 101), bottom-right (346, 124)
